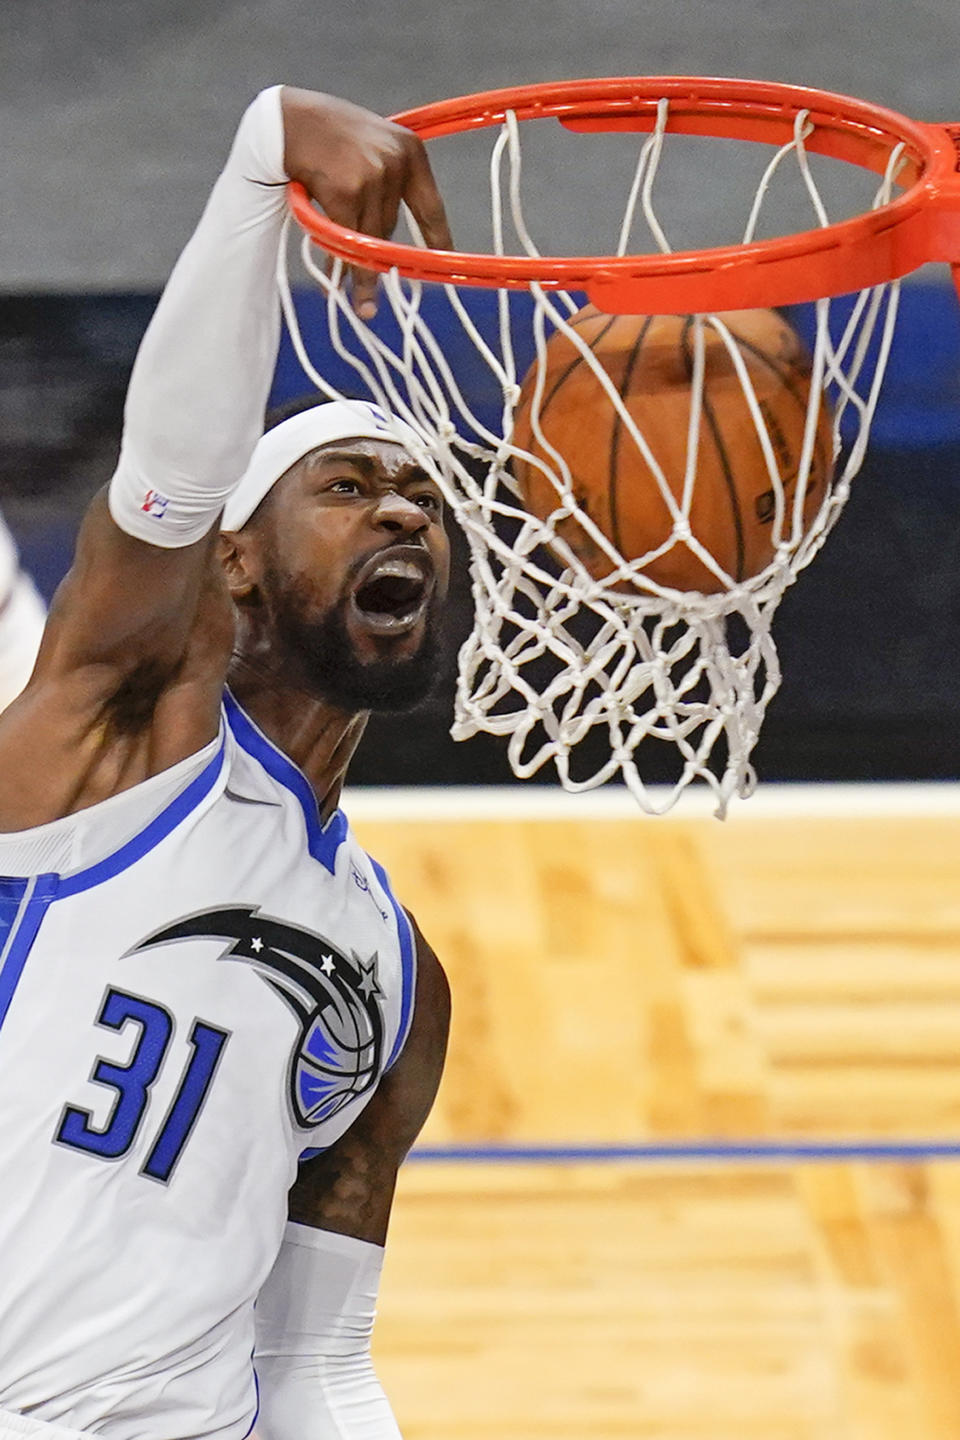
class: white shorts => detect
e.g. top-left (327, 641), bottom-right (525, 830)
top-left (0, 1413), bottom-right (88, 1440)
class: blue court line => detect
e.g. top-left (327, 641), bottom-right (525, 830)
top-left (409, 1140), bottom-right (960, 1164)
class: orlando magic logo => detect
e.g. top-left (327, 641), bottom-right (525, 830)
top-left (131, 908), bottom-right (384, 1130)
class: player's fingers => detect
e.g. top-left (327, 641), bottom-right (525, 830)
top-left (401, 140), bottom-right (453, 252)
top-left (312, 183), bottom-right (379, 317)
top-left (319, 153), bottom-right (409, 317)
top-left (351, 271), bottom-right (380, 320)
top-left (344, 180), bottom-right (403, 318)
top-left (375, 166), bottom-right (405, 248)
top-left (348, 261), bottom-right (380, 319)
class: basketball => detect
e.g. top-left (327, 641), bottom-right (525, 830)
top-left (511, 306), bottom-right (834, 593)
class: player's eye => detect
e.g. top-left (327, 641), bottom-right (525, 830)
top-left (327, 478), bottom-right (364, 495)
top-left (412, 491), bottom-right (443, 516)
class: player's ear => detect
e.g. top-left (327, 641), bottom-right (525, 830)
top-left (218, 530), bottom-right (259, 603)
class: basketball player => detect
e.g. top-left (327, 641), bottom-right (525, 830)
top-left (0, 86), bottom-right (452, 1440)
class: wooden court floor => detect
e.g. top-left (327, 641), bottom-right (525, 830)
top-left (346, 789), bottom-right (960, 1440)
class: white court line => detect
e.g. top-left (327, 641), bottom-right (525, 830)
top-left (341, 782), bottom-right (960, 823)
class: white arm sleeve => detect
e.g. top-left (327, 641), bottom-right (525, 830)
top-left (254, 1222), bottom-right (402, 1440)
top-left (108, 85), bottom-right (287, 548)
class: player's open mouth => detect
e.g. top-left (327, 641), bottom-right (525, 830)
top-left (348, 547), bottom-right (434, 635)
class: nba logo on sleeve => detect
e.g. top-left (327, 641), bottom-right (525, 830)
top-left (141, 489), bottom-right (169, 519)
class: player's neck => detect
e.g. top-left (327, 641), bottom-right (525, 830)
top-left (226, 656), bottom-right (368, 821)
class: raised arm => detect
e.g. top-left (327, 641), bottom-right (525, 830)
top-left (0, 89), bottom-right (450, 829)
top-left (254, 919), bottom-right (451, 1440)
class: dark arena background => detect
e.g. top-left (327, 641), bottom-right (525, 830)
top-left (4, 0), bottom-right (960, 792)
top-left (3, 281), bottom-right (960, 787)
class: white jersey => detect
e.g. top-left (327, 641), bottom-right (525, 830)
top-left (0, 693), bottom-right (415, 1440)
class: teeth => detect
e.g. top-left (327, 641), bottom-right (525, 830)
top-left (366, 610), bottom-right (418, 631)
top-left (350, 552), bottom-right (432, 635)
top-left (352, 604), bottom-right (423, 634)
top-left (366, 559), bottom-right (427, 584)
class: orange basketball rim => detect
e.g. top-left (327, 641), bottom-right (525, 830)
top-left (287, 74), bottom-right (960, 314)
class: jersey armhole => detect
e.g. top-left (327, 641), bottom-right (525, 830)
top-left (368, 856), bottom-right (416, 1072)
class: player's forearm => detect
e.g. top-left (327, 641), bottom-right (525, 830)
top-left (106, 87), bottom-right (451, 553)
top-left (255, 1223), bottom-right (402, 1440)
top-left (109, 86), bottom-right (287, 548)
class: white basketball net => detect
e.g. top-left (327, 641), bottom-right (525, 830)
top-left (278, 102), bottom-right (906, 815)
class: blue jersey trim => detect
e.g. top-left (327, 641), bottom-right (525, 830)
top-left (0, 877), bottom-right (29, 960)
top-left (0, 873), bottom-right (58, 1031)
top-left (371, 858), bottom-right (416, 1072)
top-left (223, 690), bottom-right (349, 876)
top-left (57, 737), bottom-right (227, 899)
top-left (241, 1361), bottom-right (260, 1440)
top-left (0, 740), bottom-right (225, 1028)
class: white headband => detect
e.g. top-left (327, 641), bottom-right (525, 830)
top-left (221, 400), bottom-right (423, 531)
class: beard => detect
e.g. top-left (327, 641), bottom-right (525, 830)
top-left (269, 581), bottom-right (443, 713)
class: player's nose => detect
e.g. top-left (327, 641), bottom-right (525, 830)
top-left (371, 489), bottom-right (428, 536)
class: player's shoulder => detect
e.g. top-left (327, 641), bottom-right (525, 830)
top-left (403, 909), bottom-right (450, 1046)
top-left (337, 824), bottom-right (449, 1044)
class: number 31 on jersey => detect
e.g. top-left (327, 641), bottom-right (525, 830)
top-left (55, 986), bottom-right (229, 1184)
